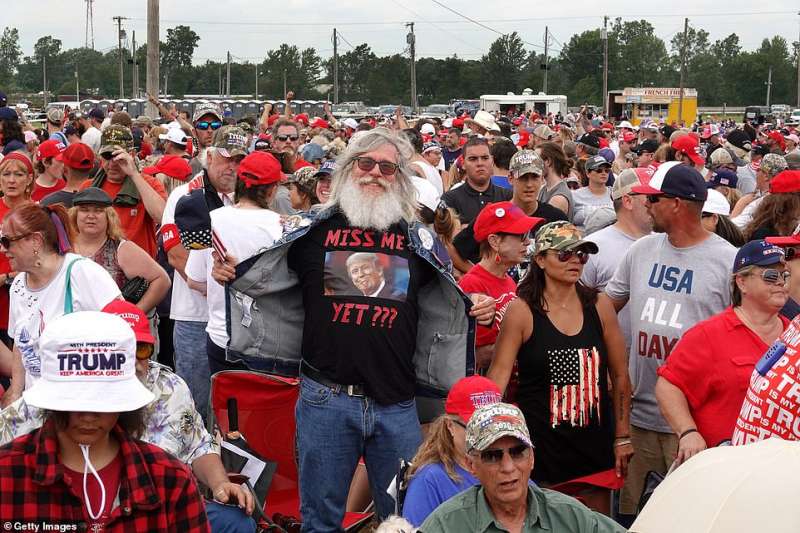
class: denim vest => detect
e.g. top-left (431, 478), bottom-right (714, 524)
top-left (224, 207), bottom-right (476, 398)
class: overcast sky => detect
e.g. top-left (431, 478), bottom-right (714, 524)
top-left (7, 1), bottom-right (800, 64)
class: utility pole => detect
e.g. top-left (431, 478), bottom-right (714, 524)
top-left (218, 64), bottom-right (222, 97)
top-left (406, 22), bottom-right (418, 114)
top-left (255, 65), bottom-right (259, 99)
top-left (766, 66), bottom-right (773, 107)
top-left (796, 11), bottom-right (800, 108)
top-left (226, 51), bottom-right (231, 97)
top-left (130, 31), bottom-right (137, 99)
top-left (146, 0), bottom-right (159, 117)
top-left (542, 26), bottom-right (549, 94)
top-left (678, 17), bottom-right (689, 125)
top-left (85, 0), bottom-right (95, 49)
top-left (602, 16), bottom-right (608, 116)
top-left (333, 28), bottom-right (339, 104)
top-left (113, 16), bottom-right (126, 98)
top-left (283, 68), bottom-right (287, 98)
top-left (42, 54), bottom-right (48, 107)
top-left (75, 67), bottom-right (80, 102)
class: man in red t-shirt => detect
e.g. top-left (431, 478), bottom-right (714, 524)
top-left (81, 125), bottom-right (166, 257)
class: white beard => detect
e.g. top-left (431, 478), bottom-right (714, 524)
top-left (337, 176), bottom-right (406, 231)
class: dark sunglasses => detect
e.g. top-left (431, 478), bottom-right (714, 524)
top-left (786, 247), bottom-right (799, 261)
top-left (354, 156), bottom-right (399, 176)
top-left (589, 167), bottom-right (610, 174)
top-left (100, 151), bottom-right (116, 161)
top-left (554, 249), bottom-right (591, 264)
top-left (0, 232), bottom-right (32, 249)
top-left (195, 121), bottom-right (223, 131)
top-left (275, 134), bottom-right (299, 142)
top-left (646, 194), bottom-right (677, 203)
top-left (748, 268), bottom-right (790, 285)
top-left (478, 444), bottom-right (530, 464)
top-left (498, 231), bottom-right (532, 241)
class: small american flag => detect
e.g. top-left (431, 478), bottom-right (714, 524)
top-left (548, 346), bottom-right (601, 428)
top-left (211, 228), bottom-right (228, 261)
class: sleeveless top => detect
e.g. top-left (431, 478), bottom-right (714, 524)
top-left (91, 239), bottom-right (127, 290)
top-left (538, 179), bottom-right (574, 222)
top-left (516, 302), bottom-right (614, 485)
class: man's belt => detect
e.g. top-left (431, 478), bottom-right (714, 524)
top-left (300, 361), bottom-right (367, 397)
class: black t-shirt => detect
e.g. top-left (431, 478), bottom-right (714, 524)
top-left (453, 201), bottom-right (568, 265)
top-left (442, 147), bottom-right (462, 170)
top-left (287, 212), bottom-right (435, 404)
top-left (441, 181), bottom-right (512, 225)
top-left (40, 190), bottom-right (78, 208)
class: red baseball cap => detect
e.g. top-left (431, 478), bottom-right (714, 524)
top-left (671, 134), bottom-right (705, 166)
top-left (765, 234), bottom-right (800, 247)
top-left (620, 131), bottom-right (637, 143)
top-left (102, 300), bottom-right (155, 344)
top-left (142, 155), bottom-right (193, 182)
top-left (601, 122), bottom-right (614, 132)
top-left (445, 376), bottom-right (502, 423)
top-left (310, 118), bottom-right (330, 130)
top-left (769, 169), bottom-right (800, 194)
top-left (473, 201), bottom-right (544, 242)
top-left (37, 139), bottom-right (66, 160)
top-left (768, 130), bottom-right (786, 151)
top-left (516, 130), bottom-right (530, 148)
top-left (57, 142), bottom-right (95, 170)
top-left (237, 151), bottom-right (285, 188)
top-left (267, 114), bottom-right (281, 127)
top-left (295, 113), bottom-right (309, 126)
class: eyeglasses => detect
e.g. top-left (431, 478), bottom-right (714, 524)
top-left (646, 194), bottom-right (677, 203)
top-left (747, 268), bottom-right (791, 286)
top-left (195, 121), bottom-right (223, 131)
top-left (786, 247), bottom-right (800, 261)
top-left (354, 157), bottom-right (400, 176)
top-left (0, 232), bottom-right (32, 249)
top-left (100, 151), bottom-right (116, 161)
top-left (553, 249), bottom-right (591, 264)
top-left (136, 342), bottom-right (154, 360)
top-left (275, 135), bottom-right (299, 142)
top-left (478, 444), bottom-right (530, 464)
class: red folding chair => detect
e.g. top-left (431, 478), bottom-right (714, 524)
top-left (210, 370), bottom-right (372, 531)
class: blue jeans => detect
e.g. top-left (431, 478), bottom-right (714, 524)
top-left (206, 500), bottom-right (257, 533)
top-left (174, 320), bottom-right (210, 421)
top-left (296, 374), bottom-right (422, 533)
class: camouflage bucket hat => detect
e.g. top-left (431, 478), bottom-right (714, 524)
top-left (761, 153), bottom-right (788, 177)
top-left (534, 220), bottom-right (599, 254)
top-left (509, 149), bottom-right (544, 177)
top-left (287, 165), bottom-right (319, 196)
top-left (212, 126), bottom-right (248, 158)
top-left (99, 124), bottom-right (134, 155)
top-left (466, 402), bottom-right (533, 452)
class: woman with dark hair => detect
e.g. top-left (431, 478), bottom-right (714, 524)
top-left (0, 116), bottom-right (25, 153)
top-left (743, 185), bottom-right (800, 241)
top-left (185, 151), bottom-right (284, 375)
top-left (702, 188), bottom-right (746, 247)
top-left (1, 202), bottom-right (121, 406)
top-left (488, 221), bottom-right (632, 514)
top-left (0, 311), bottom-right (210, 531)
top-left (536, 142), bottom-right (574, 220)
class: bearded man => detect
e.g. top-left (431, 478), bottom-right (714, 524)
top-left (211, 128), bottom-right (495, 531)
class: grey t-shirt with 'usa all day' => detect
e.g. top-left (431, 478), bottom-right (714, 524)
top-left (605, 232), bottom-right (737, 433)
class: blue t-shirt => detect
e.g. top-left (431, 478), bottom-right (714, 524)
top-left (402, 462), bottom-right (478, 526)
top-left (491, 175), bottom-right (511, 189)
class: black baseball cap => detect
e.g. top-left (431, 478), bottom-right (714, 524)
top-left (631, 161), bottom-right (708, 201)
top-left (88, 108), bottom-right (105, 121)
top-left (634, 139), bottom-right (659, 154)
top-left (576, 133), bottom-right (600, 149)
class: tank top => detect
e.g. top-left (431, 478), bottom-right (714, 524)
top-left (538, 179), bottom-right (574, 222)
top-left (91, 239), bottom-right (127, 290)
top-left (516, 302), bottom-right (614, 485)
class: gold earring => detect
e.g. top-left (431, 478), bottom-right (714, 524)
top-left (33, 249), bottom-right (42, 268)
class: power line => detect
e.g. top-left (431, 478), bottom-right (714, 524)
top-left (387, 0), bottom-right (486, 53)
top-left (336, 32), bottom-right (355, 50)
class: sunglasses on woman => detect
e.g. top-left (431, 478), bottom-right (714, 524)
top-left (195, 121), bottom-right (223, 131)
top-left (0, 232), bottom-right (32, 249)
top-left (749, 268), bottom-right (790, 286)
top-left (354, 157), bottom-right (399, 176)
top-left (478, 443), bottom-right (530, 464)
top-left (785, 247), bottom-right (799, 261)
top-left (553, 249), bottom-right (591, 264)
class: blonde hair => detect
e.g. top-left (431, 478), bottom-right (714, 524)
top-left (69, 205), bottom-right (126, 241)
top-left (405, 415), bottom-right (464, 484)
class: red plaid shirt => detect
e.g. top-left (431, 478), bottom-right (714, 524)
top-left (0, 419), bottom-right (210, 532)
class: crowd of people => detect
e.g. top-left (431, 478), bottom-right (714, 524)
top-left (0, 86), bottom-right (798, 532)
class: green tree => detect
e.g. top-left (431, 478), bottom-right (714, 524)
top-left (0, 27), bottom-right (22, 88)
top-left (161, 25), bottom-right (200, 68)
top-left (612, 19), bottom-right (669, 88)
top-left (557, 29), bottom-right (605, 104)
top-left (481, 32), bottom-right (527, 93)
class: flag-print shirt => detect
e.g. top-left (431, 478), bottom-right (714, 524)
top-left (515, 303), bottom-right (614, 485)
top-left (0, 419), bottom-right (210, 532)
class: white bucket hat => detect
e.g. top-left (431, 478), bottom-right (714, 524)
top-left (23, 311), bottom-right (155, 413)
top-left (702, 188), bottom-right (730, 216)
top-left (466, 110), bottom-right (501, 133)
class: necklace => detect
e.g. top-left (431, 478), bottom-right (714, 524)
top-left (735, 306), bottom-right (781, 344)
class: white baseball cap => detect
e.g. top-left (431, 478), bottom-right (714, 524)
top-left (159, 127), bottom-right (189, 146)
top-left (343, 118), bottom-right (359, 130)
top-left (412, 175), bottom-right (440, 212)
top-left (23, 311), bottom-right (155, 413)
top-left (420, 123), bottom-right (436, 135)
top-left (702, 188), bottom-right (730, 216)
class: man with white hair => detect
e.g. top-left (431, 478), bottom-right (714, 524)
top-left (212, 128), bottom-right (496, 530)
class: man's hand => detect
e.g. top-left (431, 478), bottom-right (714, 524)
top-left (469, 293), bottom-right (496, 326)
top-left (112, 149), bottom-right (139, 177)
top-left (614, 441), bottom-right (634, 478)
top-left (211, 251), bottom-right (237, 284)
top-left (286, 91), bottom-right (294, 101)
top-left (1, 387), bottom-right (21, 409)
top-left (676, 431), bottom-right (706, 466)
top-left (212, 481), bottom-right (254, 515)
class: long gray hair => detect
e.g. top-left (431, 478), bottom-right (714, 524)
top-left (326, 128), bottom-right (420, 223)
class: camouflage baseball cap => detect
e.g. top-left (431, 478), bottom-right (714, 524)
top-left (99, 124), bottom-right (134, 155)
top-left (211, 126), bottom-right (248, 158)
top-left (509, 150), bottom-right (544, 177)
top-left (466, 402), bottom-right (532, 452)
top-left (287, 165), bottom-right (319, 196)
top-left (534, 220), bottom-right (599, 255)
top-left (761, 153), bottom-right (788, 177)
top-left (192, 102), bottom-right (223, 123)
